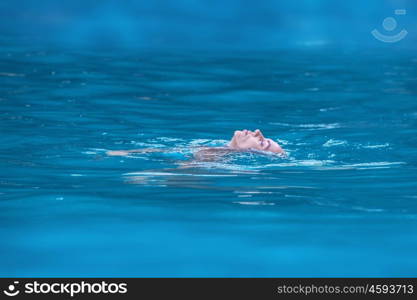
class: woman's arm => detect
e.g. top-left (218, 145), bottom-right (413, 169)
top-left (106, 148), bottom-right (164, 156)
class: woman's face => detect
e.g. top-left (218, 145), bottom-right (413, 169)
top-left (229, 129), bottom-right (283, 153)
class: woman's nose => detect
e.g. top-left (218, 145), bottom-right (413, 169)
top-left (254, 129), bottom-right (262, 136)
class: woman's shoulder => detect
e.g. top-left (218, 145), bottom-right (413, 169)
top-left (193, 146), bottom-right (233, 161)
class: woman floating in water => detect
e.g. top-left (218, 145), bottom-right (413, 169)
top-left (107, 129), bottom-right (285, 161)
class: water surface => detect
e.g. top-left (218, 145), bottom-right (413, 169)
top-left (1, 46), bottom-right (417, 276)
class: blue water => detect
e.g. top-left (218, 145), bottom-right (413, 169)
top-left (1, 46), bottom-right (417, 277)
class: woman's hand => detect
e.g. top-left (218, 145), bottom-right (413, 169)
top-left (106, 148), bottom-right (165, 156)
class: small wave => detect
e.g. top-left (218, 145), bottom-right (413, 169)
top-left (155, 137), bottom-right (184, 142)
top-left (319, 107), bottom-right (341, 112)
top-left (361, 143), bottom-right (390, 149)
top-left (257, 185), bottom-right (317, 190)
top-left (188, 139), bottom-right (211, 145)
top-left (233, 201), bottom-right (275, 206)
top-left (124, 171), bottom-right (238, 177)
top-left (180, 161), bottom-right (260, 173)
top-left (345, 161), bottom-right (405, 167)
top-left (135, 141), bottom-right (167, 148)
top-left (318, 161), bottom-right (405, 170)
top-left (0, 72), bottom-right (25, 77)
top-left (258, 159), bottom-right (406, 171)
top-left (270, 122), bottom-right (341, 130)
top-left (234, 190), bottom-right (277, 195)
top-left (260, 159), bottom-right (335, 168)
top-left (323, 139), bottom-right (347, 147)
top-left (351, 206), bottom-right (385, 213)
top-left (188, 139), bottom-right (228, 147)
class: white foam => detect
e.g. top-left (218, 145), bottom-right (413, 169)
top-left (261, 160), bottom-right (335, 168)
top-left (270, 122), bottom-right (341, 130)
top-left (352, 206), bottom-right (385, 213)
top-left (233, 201), bottom-right (275, 206)
top-left (323, 139), bottom-right (347, 147)
top-left (318, 161), bottom-right (406, 170)
top-left (361, 143), bottom-right (390, 149)
top-left (124, 171), bottom-right (237, 177)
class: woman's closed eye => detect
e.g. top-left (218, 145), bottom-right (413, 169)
top-left (259, 139), bottom-right (271, 149)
